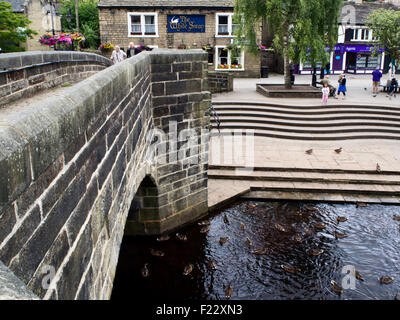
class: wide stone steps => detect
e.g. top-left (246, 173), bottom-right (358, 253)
top-left (208, 166), bottom-right (400, 208)
top-left (210, 102), bottom-right (400, 140)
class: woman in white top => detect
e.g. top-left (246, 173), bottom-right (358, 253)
top-left (110, 46), bottom-right (126, 64)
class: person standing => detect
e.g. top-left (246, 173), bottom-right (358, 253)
top-left (110, 45), bottom-right (126, 64)
top-left (322, 82), bottom-right (330, 105)
top-left (126, 42), bottom-right (136, 58)
top-left (372, 69), bottom-right (382, 97)
top-left (337, 74), bottom-right (347, 100)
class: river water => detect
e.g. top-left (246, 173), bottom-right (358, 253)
top-left (111, 201), bottom-right (400, 300)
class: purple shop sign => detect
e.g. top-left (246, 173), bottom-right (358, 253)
top-left (326, 44), bottom-right (385, 53)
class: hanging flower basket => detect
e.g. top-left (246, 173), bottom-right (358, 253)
top-left (202, 44), bottom-right (213, 51)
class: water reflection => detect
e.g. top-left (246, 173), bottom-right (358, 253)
top-left (111, 201), bottom-right (400, 300)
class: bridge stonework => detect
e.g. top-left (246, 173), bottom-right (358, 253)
top-left (0, 49), bottom-right (210, 300)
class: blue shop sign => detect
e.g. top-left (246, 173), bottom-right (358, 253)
top-left (167, 15), bottom-right (206, 33)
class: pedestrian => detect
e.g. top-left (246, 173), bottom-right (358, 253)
top-left (126, 42), bottom-right (136, 58)
top-left (387, 77), bottom-right (398, 99)
top-left (337, 74), bottom-right (347, 100)
top-left (372, 68), bottom-right (382, 97)
top-left (320, 76), bottom-right (338, 99)
top-left (110, 45), bottom-right (126, 64)
top-left (322, 82), bottom-right (329, 105)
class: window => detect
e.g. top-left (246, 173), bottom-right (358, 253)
top-left (128, 13), bottom-right (158, 37)
top-left (215, 46), bottom-right (244, 71)
top-left (216, 13), bottom-right (238, 37)
top-left (350, 27), bottom-right (373, 42)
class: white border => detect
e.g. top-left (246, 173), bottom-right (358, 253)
top-left (214, 45), bottom-right (245, 71)
top-left (215, 13), bottom-right (236, 38)
top-left (127, 12), bottom-right (159, 38)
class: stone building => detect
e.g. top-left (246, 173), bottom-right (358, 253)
top-left (3, 0), bottom-right (62, 51)
top-left (98, 0), bottom-right (262, 77)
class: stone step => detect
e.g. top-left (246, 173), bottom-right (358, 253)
top-left (210, 127), bottom-right (400, 140)
top-left (208, 169), bottom-right (400, 185)
top-left (212, 101), bottom-right (400, 112)
top-left (212, 115), bottom-right (400, 128)
top-left (211, 109), bottom-right (400, 122)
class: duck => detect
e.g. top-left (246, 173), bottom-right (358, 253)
top-left (251, 248), bottom-right (268, 255)
top-left (393, 215), bottom-right (400, 221)
top-left (245, 237), bottom-right (253, 248)
top-left (331, 280), bottom-right (343, 295)
top-left (200, 225), bottom-right (210, 234)
top-left (207, 260), bottom-right (217, 270)
top-left (376, 163), bottom-right (381, 173)
top-left (219, 237), bottom-right (229, 245)
top-left (156, 235), bottom-right (170, 242)
top-left (334, 231), bottom-right (347, 239)
top-left (275, 223), bottom-right (287, 232)
top-left (313, 222), bottom-right (326, 230)
top-left (240, 223), bottom-right (246, 231)
top-left (198, 220), bottom-right (211, 226)
top-left (337, 216), bottom-right (348, 223)
top-left (183, 263), bottom-right (194, 276)
top-left (223, 214), bottom-right (230, 224)
top-left (309, 248), bottom-right (324, 256)
top-left (304, 227), bottom-right (313, 237)
top-left (356, 202), bottom-right (367, 208)
top-left (281, 264), bottom-right (297, 274)
top-left (150, 248), bottom-right (165, 257)
top-left (176, 233), bottom-right (188, 241)
top-left (294, 233), bottom-right (303, 243)
top-left (355, 271), bottom-right (364, 282)
top-left (305, 205), bottom-right (318, 212)
top-left (225, 285), bottom-right (233, 299)
top-left (305, 149), bottom-right (313, 155)
top-left (141, 263), bottom-right (150, 278)
top-left (380, 276), bottom-right (394, 284)
top-left (334, 147), bottom-right (343, 154)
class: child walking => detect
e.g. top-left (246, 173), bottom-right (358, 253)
top-left (322, 82), bottom-right (329, 105)
top-left (337, 74), bottom-right (347, 99)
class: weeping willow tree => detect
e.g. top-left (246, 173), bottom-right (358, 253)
top-left (234, 0), bottom-right (343, 88)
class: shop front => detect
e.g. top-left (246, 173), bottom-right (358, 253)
top-left (296, 44), bottom-right (385, 75)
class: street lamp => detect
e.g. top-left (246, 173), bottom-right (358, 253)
top-left (46, 0), bottom-right (56, 36)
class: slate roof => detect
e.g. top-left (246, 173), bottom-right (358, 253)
top-left (98, 0), bottom-right (234, 9)
top-left (3, 0), bottom-right (27, 12)
top-left (341, 1), bottom-right (398, 24)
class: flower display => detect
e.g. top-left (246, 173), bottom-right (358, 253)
top-left (39, 33), bottom-right (86, 50)
top-left (98, 42), bottom-right (114, 52)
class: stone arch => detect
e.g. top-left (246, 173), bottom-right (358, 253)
top-left (125, 175), bottom-right (160, 236)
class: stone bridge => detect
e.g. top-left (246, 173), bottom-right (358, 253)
top-left (0, 50), bottom-right (210, 299)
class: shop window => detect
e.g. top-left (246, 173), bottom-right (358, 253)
top-left (356, 54), bottom-right (381, 69)
top-left (128, 13), bottom-right (158, 37)
top-left (216, 46), bottom-right (244, 71)
top-left (216, 13), bottom-right (238, 37)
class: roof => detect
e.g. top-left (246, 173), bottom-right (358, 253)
top-left (341, 1), bottom-right (399, 24)
top-left (2, 0), bottom-right (27, 12)
top-left (98, 0), bottom-right (234, 9)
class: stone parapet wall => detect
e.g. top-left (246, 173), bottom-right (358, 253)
top-left (208, 71), bottom-right (233, 93)
top-left (0, 49), bottom-right (210, 300)
top-left (0, 51), bottom-right (112, 108)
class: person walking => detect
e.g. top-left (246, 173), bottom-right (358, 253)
top-left (127, 42), bottom-right (136, 58)
top-left (337, 74), bottom-right (347, 100)
top-left (110, 45), bottom-right (126, 64)
top-left (322, 82), bottom-right (330, 105)
top-left (372, 69), bottom-right (382, 97)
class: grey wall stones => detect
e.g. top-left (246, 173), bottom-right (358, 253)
top-left (0, 51), bottom-right (112, 108)
top-left (0, 49), bottom-right (210, 300)
top-left (208, 71), bottom-right (234, 93)
top-left (0, 261), bottom-right (39, 300)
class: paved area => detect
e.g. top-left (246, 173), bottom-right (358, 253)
top-left (208, 74), bottom-right (400, 209)
top-left (212, 74), bottom-right (400, 107)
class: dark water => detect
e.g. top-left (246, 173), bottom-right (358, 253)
top-left (111, 201), bottom-right (400, 300)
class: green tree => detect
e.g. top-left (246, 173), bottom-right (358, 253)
top-left (59, 0), bottom-right (100, 49)
top-left (367, 8), bottom-right (400, 68)
top-left (234, 0), bottom-right (343, 88)
top-left (0, 1), bottom-right (37, 52)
